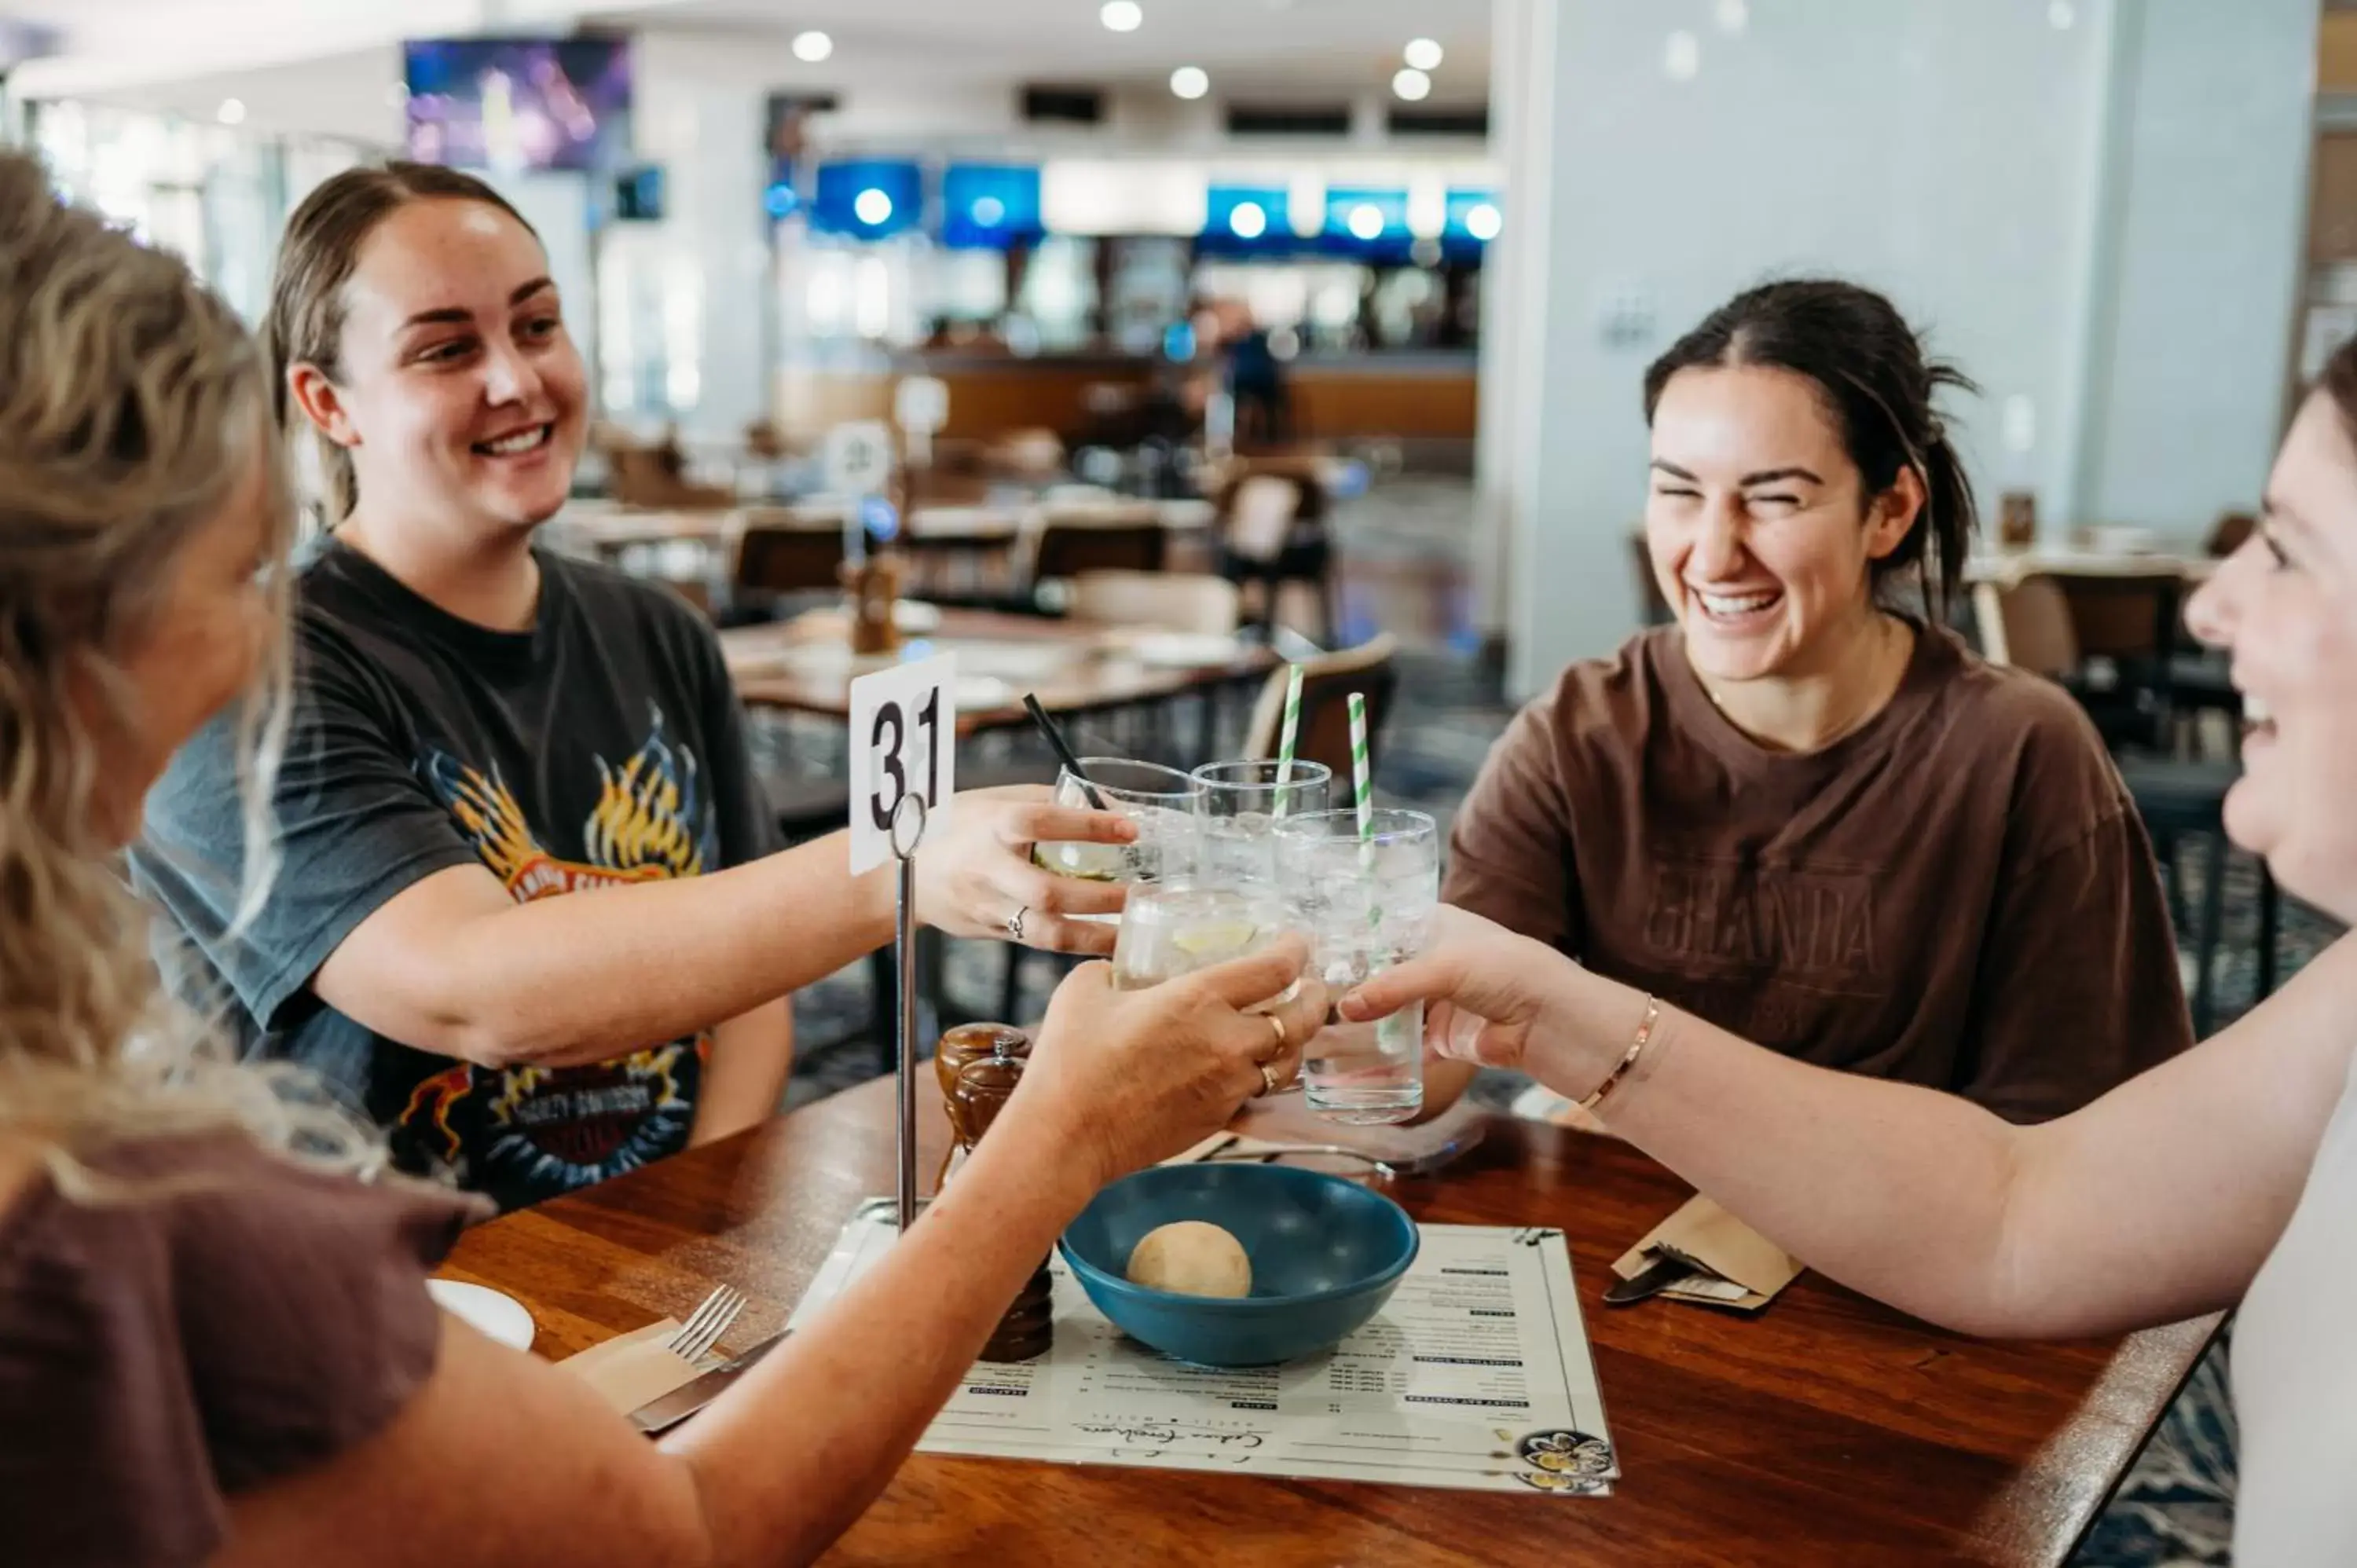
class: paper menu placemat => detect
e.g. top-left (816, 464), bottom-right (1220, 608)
top-left (790, 1200), bottom-right (1617, 1497)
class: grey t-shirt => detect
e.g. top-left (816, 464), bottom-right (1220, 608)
top-left (131, 540), bottom-right (781, 1212)
top-left (2231, 1042), bottom-right (2357, 1565)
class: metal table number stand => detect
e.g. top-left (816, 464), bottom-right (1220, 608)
top-left (889, 790), bottom-right (928, 1236)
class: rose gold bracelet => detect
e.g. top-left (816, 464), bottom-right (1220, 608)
top-left (1575, 996), bottom-right (1661, 1115)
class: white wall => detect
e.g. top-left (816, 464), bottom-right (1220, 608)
top-left (2074, 0), bottom-right (2317, 533)
top-left (1490, 0), bottom-right (2319, 700)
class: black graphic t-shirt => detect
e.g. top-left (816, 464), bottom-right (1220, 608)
top-left (133, 540), bottom-right (781, 1211)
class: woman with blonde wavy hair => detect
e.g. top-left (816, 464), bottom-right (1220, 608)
top-left (0, 155), bottom-right (1324, 1566)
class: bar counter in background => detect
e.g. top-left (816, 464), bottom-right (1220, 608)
top-left (773, 349), bottom-right (1478, 450)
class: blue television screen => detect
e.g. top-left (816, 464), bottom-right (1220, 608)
top-left (405, 37), bottom-right (632, 172)
top-left (812, 159), bottom-right (925, 239)
top-left (942, 164), bottom-right (1043, 249)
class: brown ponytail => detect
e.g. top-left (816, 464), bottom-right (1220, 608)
top-left (1644, 279), bottom-right (1981, 619)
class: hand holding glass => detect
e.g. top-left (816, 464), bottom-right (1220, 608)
top-left (1031, 758), bottom-right (1204, 921)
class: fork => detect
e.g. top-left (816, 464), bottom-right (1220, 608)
top-left (667, 1284), bottom-right (747, 1365)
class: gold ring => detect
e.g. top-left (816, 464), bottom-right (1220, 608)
top-left (1257, 1061), bottom-right (1281, 1097)
top-left (1263, 1012), bottom-right (1289, 1054)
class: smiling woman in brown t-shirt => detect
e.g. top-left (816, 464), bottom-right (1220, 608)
top-left (1438, 281), bottom-right (2190, 1123)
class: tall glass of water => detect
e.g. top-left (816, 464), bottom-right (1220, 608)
top-left (1030, 758), bottom-right (1204, 921)
top-left (1274, 808), bottom-right (1439, 1124)
top-left (1189, 759), bottom-right (1334, 890)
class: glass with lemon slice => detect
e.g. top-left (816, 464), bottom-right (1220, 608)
top-left (1031, 758), bottom-right (1205, 925)
top-left (1109, 884), bottom-right (1294, 993)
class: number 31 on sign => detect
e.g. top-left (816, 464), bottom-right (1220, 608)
top-left (847, 653), bottom-right (957, 874)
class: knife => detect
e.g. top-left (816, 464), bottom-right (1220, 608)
top-left (1602, 1250), bottom-right (1701, 1307)
top-left (628, 1329), bottom-right (792, 1436)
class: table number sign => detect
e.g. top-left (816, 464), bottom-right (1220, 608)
top-left (823, 418), bottom-right (896, 500)
top-left (847, 654), bottom-right (957, 877)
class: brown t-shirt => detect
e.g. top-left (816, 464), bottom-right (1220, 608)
top-left (1446, 624), bottom-right (2193, 1121)
top-left (0, 1134), bottom-right (487, 1566)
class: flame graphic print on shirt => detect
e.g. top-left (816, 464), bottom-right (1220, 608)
top-left (402, 709), bottom-right (720, 1198)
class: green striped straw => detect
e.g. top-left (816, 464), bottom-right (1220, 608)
top-left (1347, 690), bottom-right (1375, 886)
top-left (1271, 663), bottom-right (1304, 819)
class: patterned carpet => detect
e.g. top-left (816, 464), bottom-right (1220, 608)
top-left (769, 475), bottom-right (2340, 1564)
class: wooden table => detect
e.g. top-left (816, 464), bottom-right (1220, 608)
top-left (1963, 548), bottom-right (2216, 588)
top-left (442, 1077), bottom-right (2218, 1566)
top-left (722, 608), bottom-right (1277, 738)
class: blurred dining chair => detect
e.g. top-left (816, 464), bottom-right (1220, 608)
top-left (1032, 522), bottom-right (1168, 584)
top-left (1217, 472), bottom-right (1338, 642)
top-left (1069, 570), bottom-right (1240, 636)
top-left (1981, 577), bottom-right (2274, 1029)
top-left (2206, 511), bottom-right (2257, 559)
top-left (729, 512), bottom-right (845, 621)
top-left (1241, 633), bottom-right (1400, 785)
top-left (989, 427), bottom-right (1066, 481)
top-left (1971, 576), bottom-right (2077, 677)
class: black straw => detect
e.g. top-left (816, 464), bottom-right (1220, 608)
top-left (1023, 694), bottom-right (1108, 809)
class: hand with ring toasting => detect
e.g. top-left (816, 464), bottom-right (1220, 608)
top-left (1009, 935), bottom-right (1331, 1193)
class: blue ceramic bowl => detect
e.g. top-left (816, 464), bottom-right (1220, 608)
top-left (1059, 1163), bottom-right (1420, 1368)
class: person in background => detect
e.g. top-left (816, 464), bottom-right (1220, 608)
top-left (1344, 329), bottom-right (2357, 1567)
top-left (0, 152), bottom-right (1325, 1567)
top-left (1431, 280), bottom-right (2190, 1124)
top-left (1220, 298), bottom-right (1291, 449)
top-left (132, 163), bottom-right (1127, 1211)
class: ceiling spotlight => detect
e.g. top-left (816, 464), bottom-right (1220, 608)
top-left (1391, 67), bottom-right (1431, 102)
top-left (217, 97), bottom-right (247, 126)
top-left (853, 188), bottom-right (893, 225)
top-left (1170, 65), bottom-right (1209, 100)
top-left (1228, 200), bottom-right (1267, 240)
top-left (2047, 1), bottom-right (2077, 28)
top-left (1714, 0), bottom-right (1749, 35)
top-left (1347, 203), bottom-right (1385, 241)
top-left (792, 30), bottom-right (834, 62)
top-left (1101, 1), bottom-right (1143, 32)
top-left (1464, 202), bottom-right (1502, 242)
top-left (1403, 37), bottom-right (1443, 71)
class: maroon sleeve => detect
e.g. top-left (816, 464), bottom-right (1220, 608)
top-left (1442, 691), bottom-right (1586, 957)
top-left (1954, 739), bottom-right (2196, 1122)
top-left (0, 1138), bottom-right (486, 1566)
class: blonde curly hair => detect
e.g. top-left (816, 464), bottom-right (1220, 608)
top-left (0, 151), bottom-right (373, 1194)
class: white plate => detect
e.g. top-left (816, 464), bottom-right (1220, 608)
top-left (427, 1279), bottom-right (536, 1351)
top-left (957, 674), bottom-right (1017, 709)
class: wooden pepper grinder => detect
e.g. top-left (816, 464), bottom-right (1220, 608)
top-left (935, 1022), bottom-right (1032, 1109)
top-left (935, 1022), bottom-right (1032, 1189)
top-left (945, 1052), bottom-right (1056, 1362)
top-left (841, 549), bottom-right (904, 656)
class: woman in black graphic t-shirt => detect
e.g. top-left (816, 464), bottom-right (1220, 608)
top-left (134, 164), bottom-right (1131, 1209)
